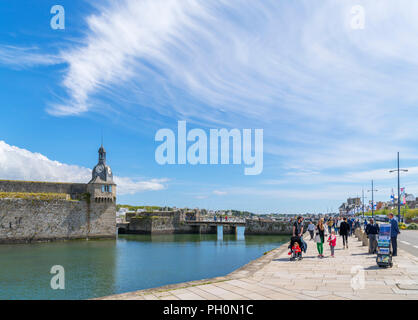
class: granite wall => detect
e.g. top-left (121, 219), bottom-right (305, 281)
top-left (244, 219), bottom-right (293, 235)
top-left (0, 198), bottom-right (116, 244)
top-left (0, 180), bottom-right (87, 199)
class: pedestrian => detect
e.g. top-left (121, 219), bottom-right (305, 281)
top-left (365, 218), bottom-right (379, 254)
top-left (292, 216), bottom-right (304, 238)
top-left (327, 230), bottom-right (337, 258)
top-left (339, 217), bottom-right (350, 249)
top-left (363, 219), bottom-right (368, 231)
top-left (348, 218), bottom-right (354, 236)
top-left (292, 216), bottom-right (306, 252)
top-left (315, 218), bottom-right (325, 258)
top-left (388, 213), bottom-right (400, 256)
top-left (354, 219), bottom-right (360, 230)
top-left (307, 221), bottom-right (315, 240)
top-left (337, 217), bottom-right (342, 235)
top-left (327, 218), bottom-right (333, 235)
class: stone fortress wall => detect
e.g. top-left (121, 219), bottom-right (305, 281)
top-left (0, 180), bottom-right (87, 198)
top-left (119, 210), bottom-right (293, 235)
top-left (0, 180), bottom-right (116, 244)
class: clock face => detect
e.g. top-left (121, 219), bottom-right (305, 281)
top-left (95, 165), bottom-right (104, 173)
top-left (107, 167), bottom-right (112, 175)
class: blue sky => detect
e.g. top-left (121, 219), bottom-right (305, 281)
top-left (1, 0), bottom-right (418, 214)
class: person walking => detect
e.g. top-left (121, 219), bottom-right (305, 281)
top-left (327, 218), bottom-right (333, 235)
top-left (354, 219), bottom-right (360, 231)
top-left (348, 218), bottom-right (354, 236)
top-left (339, 217), bottom-right (350, 249)
top-left (365, 218), bottom-right (379, 254)
top-left (388, 213), bottom-right (400, 256)
top-left (337, 217), bottom-right (343, 235)
top-left (327, 230), bottom-right (337, 258)
top-left (292, 216), bottom-right (306, 252)
top-left (307, 221), bottom-right (315, 240)
top-left (315, 218), bottom-right (325, 258)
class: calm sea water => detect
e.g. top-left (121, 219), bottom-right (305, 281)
top-left (0, 227), bottom-right (288, 300)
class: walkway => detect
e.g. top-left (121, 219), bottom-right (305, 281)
top-left (98, 231), bottom-right (418, 300)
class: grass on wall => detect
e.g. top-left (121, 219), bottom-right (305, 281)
top-left (0, 192), bottom-right (69, 201)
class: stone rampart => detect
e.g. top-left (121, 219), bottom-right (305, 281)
top-left (244, 219), bottom-right (293, 235)
top-left (0, 180), bottom-right (87, 199)
top-left (0, 198), bottom-right (116, 244)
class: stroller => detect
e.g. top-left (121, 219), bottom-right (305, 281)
top-left (288, 236), bottom-right (303, 261)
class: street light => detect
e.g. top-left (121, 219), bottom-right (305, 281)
top-left (361, 189), bottom-right (368, 219)
top-left (389, 152), bottom-right (408, 222)
top-left (368, 180), bottom-right (378, 218)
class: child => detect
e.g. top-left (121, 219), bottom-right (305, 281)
top-left (289, 242), bottom-right (302, 258)
top-left (327, 231), bottom-right (337, 258)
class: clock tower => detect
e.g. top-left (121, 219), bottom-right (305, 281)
top-left (90, 145), bottom-right (114, 184)
top-left (88, 144), bottom-right (116, 203)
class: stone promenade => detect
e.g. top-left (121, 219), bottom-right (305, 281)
top-left (99, 231), bottom-right (418, 300)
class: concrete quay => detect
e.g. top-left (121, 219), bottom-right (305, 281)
top-left (98, 230), bottom-right (418, 300)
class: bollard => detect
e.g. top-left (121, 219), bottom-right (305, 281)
top-left (362, 232), bottom-right (369, 247)
top-left (356, 229), bottom-right (362, 241)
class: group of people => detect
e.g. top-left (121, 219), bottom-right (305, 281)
top-left (364, 213), bottom-right (400, 256)
top-left (291, 213), bottom-right (401, 259)
top-left (309, 217), bottom-right (351, 258)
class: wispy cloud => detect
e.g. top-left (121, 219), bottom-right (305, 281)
top-left (41, 0), bottom-right (418, 165)
top-left (3, 0), bottom-right (418, 211)
top-left (0, 140), bottom-right (166, 195)
top-left (0, 45), bottom-right (62, 68)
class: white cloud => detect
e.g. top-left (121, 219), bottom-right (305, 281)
top-left (213, 190), bottom-right (227, 196)
top-left (0, 140), bottom-right (166, 195)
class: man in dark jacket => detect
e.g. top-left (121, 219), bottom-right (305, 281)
top-left (388, 213), bottom-right (400, 256)
top-left (348, 218), bottom-right (354, 236)
top-left (292, 216), bottom-right (307, 253)
top-left (365, 218), bottom-right (379, 254)
top-left (339, 217), bottom-right (350, 249)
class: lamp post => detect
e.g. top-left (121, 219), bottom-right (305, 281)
top-left (389, 152), bottom-right (408, 222)
top-left (362, 189), bottom-right (366, 219)
top-left (368, 180), bottom-right (378, 218)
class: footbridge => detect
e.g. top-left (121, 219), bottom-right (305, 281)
top-left (184, 218), bottom-right (246, 234)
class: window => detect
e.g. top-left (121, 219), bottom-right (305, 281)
top-left (102, 185), bottom-right (112, 193)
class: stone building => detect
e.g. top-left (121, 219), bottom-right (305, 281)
top-left (0, 145), bottom-right (116, 244)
